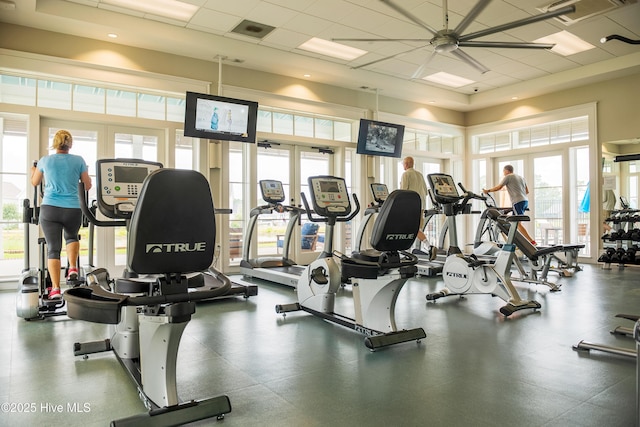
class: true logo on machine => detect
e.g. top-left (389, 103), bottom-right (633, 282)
top-left (446, 271), bottom-right (467, 279)
top-left (145, 242), bottom-right (207, 253)
top-left (385, 233), bottom-right (415, 240)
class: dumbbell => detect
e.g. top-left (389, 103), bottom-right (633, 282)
top-left (598, 251), bottom-right (612, 263)
top-left (610, 248), bottom-right (626, 263)
top-left (622, 247), bottom-right (637, 264)
top-left (599, 247), bottom-right (616, 263)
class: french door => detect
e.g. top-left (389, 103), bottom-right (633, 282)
top-left (494, 153), bottom-right (564, 246)
top-left (40, 121), bottom-right (164, 275)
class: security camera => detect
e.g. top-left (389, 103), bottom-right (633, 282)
top-left (473, 88), bottom-right (479, 93)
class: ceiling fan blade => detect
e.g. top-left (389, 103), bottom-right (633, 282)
top-left (332, 38), bottom-right (431, 42)
top-left (451, 49), bottom-right (490, 74)
top-left (380, 0), bottom-right (439, 36)
top-left (453, 0), bottom-right (492, 36)
top-left (352, 45), bottom-right (427, 69)
top-left (411, 51), bottom-right (438, 80)
top-left (458, 41), bottom-right (555, 49)
top-left (459, 5), bottom-right (576, 42)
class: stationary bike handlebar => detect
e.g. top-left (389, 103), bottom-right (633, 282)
top-left (300, 192), bottom-right (360, 223)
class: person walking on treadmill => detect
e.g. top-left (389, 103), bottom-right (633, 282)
top-left (483, 164), bottom-right (536, 245)
top-left (400, 156), bottom-right (428, 243)
top-left (31, 130), bottom-right (92, 299)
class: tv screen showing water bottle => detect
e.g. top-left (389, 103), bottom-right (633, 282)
top-left (183, 91), bottom-right (258, 143)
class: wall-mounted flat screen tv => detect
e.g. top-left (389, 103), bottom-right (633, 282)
top-left (356, 119), bottom-right (405, 158)
top-left (183, 91), bottom-right (258, 143)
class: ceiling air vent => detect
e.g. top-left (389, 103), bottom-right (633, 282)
top-left (230, 20), bottom-right (275, 39)
top-left (537, 0), bottom-right (638, 25)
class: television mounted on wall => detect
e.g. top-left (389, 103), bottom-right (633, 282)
top-left (355, 118), bottom-right (405, 158)
top-left (183, 91), bottom-right (258, 143)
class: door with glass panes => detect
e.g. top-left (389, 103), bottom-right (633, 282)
top-left (40, 122), bottom-right (164, 276)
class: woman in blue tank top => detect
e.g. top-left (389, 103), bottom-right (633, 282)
top-left (31, 130), bottom-right (92, 299)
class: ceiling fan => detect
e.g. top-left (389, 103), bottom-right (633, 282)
top-left (333, 0), bottom-right (576, 78)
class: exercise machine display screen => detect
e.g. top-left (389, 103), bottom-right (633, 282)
top-left (308, 176), bottom-right (350, 216)
top-left (113, 166), bottom-right (150, 184)
top-left (427, 173), bottom-right (460, 202)
top-left (370, 183), bottom-right (389, 204)
top-left (259, 180), bottom-right (285, 204)
top-left (97, 159), bottom-right (163, 218)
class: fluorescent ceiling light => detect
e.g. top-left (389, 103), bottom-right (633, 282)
top-left (298, 38), bottom-right (367, 61)
top-left (101, 0), bottom-right (198, 21)
top-left (422, 72), bottom-right (475, 88)
top-left (534, 31), bottom-right (595, 56)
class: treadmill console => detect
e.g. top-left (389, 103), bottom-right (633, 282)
top-left (96, 159), bottom-right (163, 219)
top-left (370, 183), bottom-right (389, 204)
top-left (308, 176), bottom-right (351, 217)
top-left (259, 180), bottom-right (286, 204)
top-left (426, 173), bottom-right (460, 204)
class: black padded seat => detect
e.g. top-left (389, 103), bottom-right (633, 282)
top-left (65, 168), bottom-right (227, 324)
top-left (126, 168), bottom-right (216, 275)
top-left (341, 190), bottom-right (421, 280)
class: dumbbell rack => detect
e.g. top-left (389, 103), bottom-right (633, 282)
top-left (599, 208), bottom-right (640, 269)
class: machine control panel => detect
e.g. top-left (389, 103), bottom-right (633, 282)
top-left (259, 179), bottom-right (286, 204)
top-left (96, 159), bottom-right (163, 219)
top-left (426, 173), bottom-right (460, 204)
top-left (370, 183), bottom-right (389, 204)
top-left (308, 176), bottom-right (351, 217)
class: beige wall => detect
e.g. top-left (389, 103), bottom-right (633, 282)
top-left (466, 73), bottom-right (640, 144)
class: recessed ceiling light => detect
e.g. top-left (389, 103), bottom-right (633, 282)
top-left (534, 31), bottom-right (595, 56)
top-left (101, 0), bottom-right (198, 21)
top-left (107, 33), bottom-right (118, 38)
top-left (422, 72), bottom-right (475, 88)
top-left (303, 74), bottom-right (311, 78)
top-left (298, 38), bottom-right (367, 61)
top-left (512, 96), bottom-right (518, 100)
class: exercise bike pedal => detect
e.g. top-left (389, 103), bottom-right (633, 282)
top-left (499, 300), bottom-right (541, 317)
top-left (275, 303), bottom-right (301, 314)
top-left (426, 291), bottom-right (446, 301)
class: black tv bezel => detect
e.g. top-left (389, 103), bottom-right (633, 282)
top-left (356, 118), bottom-right (405, 158)
top-left (183, 91), bottom-right (258, 143)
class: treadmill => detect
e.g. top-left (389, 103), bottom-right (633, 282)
top-left (239, 180), bottom-right (307, 288)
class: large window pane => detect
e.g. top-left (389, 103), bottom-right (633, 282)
top-left (73, 85), bottom-right (105, 114)
top-left (138, 93), bottom-right (165, 120)
top-left (273, 112), bottom-right (293, 135)
top-left (315, 118), bottom-right (333, 140)
top-left (0, 115), bottom-right (28, 279)
top-left (0, 75), bottom-right (36, 106)
top-left (106, 89), bottom-right (136, 117)
top-left (256, 148), bottom-right (290, 256)
top-left (228, 142), bottom-right (245, 263)
top-left (167, 97), bottom-right (185, 122)
top-left (534, 155), bottom-right (563, 245)
top-left (38, 81), bottom-right (71, 109)
top-left (294, 116), bottom-right (313, 137)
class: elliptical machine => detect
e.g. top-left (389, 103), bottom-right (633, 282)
top-left (276, 175), bottom-right (426, 349)
top-left (16, 165), bottom-right (86, 320)
top-left (425, 173), bottom-right (541, 317)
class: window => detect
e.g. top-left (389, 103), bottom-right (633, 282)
top-left (0, 115), bottom-right (28, 280)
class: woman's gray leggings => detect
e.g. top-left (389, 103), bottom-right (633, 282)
top-left (39, 205), bottom-right (82, 259)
